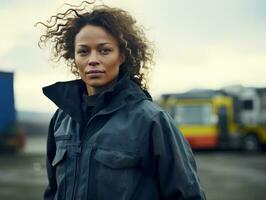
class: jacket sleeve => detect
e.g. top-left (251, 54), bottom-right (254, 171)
top-left (43, 110), bottom-right (58, 200)
top-left (151, 111), bottom-right (206, 200)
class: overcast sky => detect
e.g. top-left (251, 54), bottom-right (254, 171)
top-left (1, 0), bottom-right (266, 113)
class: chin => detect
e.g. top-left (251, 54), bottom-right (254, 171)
top-left (86, 80), bottom-right (106, 88)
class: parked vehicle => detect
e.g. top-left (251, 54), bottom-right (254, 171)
top-left (0, 71), bottom-right (25, 152)
top-left (158, 86), bottom-right (266, 152)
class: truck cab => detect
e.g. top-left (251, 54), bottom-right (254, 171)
top-left (161, 90), bottom-right (240, 149)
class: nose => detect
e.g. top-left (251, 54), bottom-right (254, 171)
top-left (88, 60), bottom-right (99, 66)
top-left (88, 51), bottom-right (100, 66)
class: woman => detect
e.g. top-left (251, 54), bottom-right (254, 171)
top-left (37, 1), bottom-right (206, 200)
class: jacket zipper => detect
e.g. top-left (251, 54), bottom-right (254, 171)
top-left (71, 100), bottom-right (126, 199)
top-left (71, 119), bottom-right (97, 200)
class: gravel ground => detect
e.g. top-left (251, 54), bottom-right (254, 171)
top-left (0, 136), bottom-right (265, 200)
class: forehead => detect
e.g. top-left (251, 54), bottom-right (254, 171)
top-left (75, 25), bottom-right (118, 45)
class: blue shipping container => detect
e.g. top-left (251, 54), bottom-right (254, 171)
top-left (0, 71), bottom-right (16, 133)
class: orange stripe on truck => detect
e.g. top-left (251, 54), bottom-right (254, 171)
top-left (185, 135), bottom-right (219, 149)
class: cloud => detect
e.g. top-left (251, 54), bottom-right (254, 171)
top-left (1, 0), bottom-right (266, 111)
top-left (0, 1), bottom-right (50, 54)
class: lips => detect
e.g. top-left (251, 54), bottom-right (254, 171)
top-left (84, 69), bottom-right (105, 78)
top-left (85, 69), bottom-right (104, 74)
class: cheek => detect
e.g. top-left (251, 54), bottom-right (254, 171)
top-left (74, 58), bottom-right (84, 72)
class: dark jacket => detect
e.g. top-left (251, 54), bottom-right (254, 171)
top-left (43, 75), bottom-right (206, 200)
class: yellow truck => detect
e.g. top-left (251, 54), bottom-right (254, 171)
top-left (158, 86), bottom-right (266, 152)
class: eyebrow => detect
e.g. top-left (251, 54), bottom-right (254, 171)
top-left (77, 42), bottom-right (113, 47)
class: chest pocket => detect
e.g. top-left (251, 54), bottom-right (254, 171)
top-left (52, 134), bottom-right (71, 167)
top-left (93, 148), bottom-right (140, 195)
top-left (51, 133), bottom-right (74, 200)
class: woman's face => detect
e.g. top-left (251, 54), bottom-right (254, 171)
top-left (74, 25), bottom-right (124, 95)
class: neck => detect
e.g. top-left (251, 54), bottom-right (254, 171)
top-left (86, 79), bottom-right (117, 96)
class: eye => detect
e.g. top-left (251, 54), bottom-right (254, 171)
top-left (99, 48), bottom-right (111, 55)
top-left (77, 49), bottom-right (88, 56)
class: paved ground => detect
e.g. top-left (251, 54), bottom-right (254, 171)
top-left (195, 151), bottom-right (266, 200)
top-left (0, 136), bottom-right (265, 200)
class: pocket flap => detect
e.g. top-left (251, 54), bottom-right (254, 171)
top-left (94, 149), bottom-right (139, 169)
top-left (54, 134), bottom-right (72, 141)
top-left (52, 148), bottom-right (67, 166)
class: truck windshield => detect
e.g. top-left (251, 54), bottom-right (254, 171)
top-left (175, 104), bottom-right (213, 125)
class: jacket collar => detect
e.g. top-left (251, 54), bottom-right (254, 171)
top-left (43, 79), bottom-right (85, 123)
top-left (43, 73), bottom-right (151, 123)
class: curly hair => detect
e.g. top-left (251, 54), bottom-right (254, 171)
top-left (36, 1), bottom-right (154, 90)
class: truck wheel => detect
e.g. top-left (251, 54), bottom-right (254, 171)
top-left (242, 135), bottom-right (261, 152)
